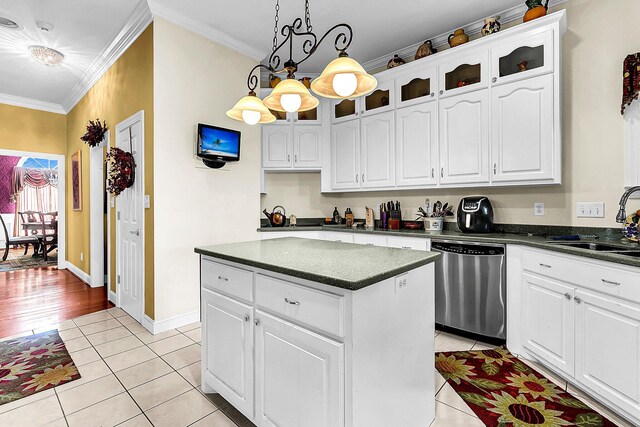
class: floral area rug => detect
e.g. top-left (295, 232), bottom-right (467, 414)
top-left (435, 347), bottom-right (616, 427)
top-left (0, 330), bottom-right (80, 405)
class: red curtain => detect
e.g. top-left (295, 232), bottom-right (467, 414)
top-left (10, 167), bottom-right (57, 202)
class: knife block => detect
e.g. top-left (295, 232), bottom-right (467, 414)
top-left (388, 210), bottom-right (402, 230)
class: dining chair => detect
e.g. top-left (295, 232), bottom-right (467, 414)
top-left (1, 214), bottom-right (40, 262)
top-left (39, 212), bottom-right (58, 261)
top-left (18, 211), bottom-right (40, 235)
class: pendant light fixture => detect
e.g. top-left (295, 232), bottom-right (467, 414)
top-left (226, 0), bottom-right (376, 125)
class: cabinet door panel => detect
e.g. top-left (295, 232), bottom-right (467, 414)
top-left (202, 290), bottom-right (253, 417)
top-left (361, 111), bottom-right (395, 188)
top-left (439, 90), bottom-right (490, 185)
top-left (492, 74), bottom-right (555, 182)
top-left (293, 125), bottom-right (321, 169)
top-left (575, 290), bottom-right (640, 416)
top-left (255, 311), bottom-right (344, 427)
top-left (262, 126), bottom-right (293, 168)
top-left (331, 120), bottom-right (360, 190)
top-left (522, 273), bottom-right (574, 376)
top-left (396, 103), bottom-right (438, 187)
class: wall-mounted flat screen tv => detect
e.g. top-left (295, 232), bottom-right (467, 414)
top-left (197, 124), bottom-right (241, 162)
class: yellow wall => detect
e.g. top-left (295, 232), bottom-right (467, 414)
top-left (261, 0), bottom-right (640, 228)
top-left (0, 104), bottom-right (67, 155)
top-left (66, 24), bottom-right (155, 318)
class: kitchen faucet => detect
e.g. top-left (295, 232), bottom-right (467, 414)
top-left (616, 186), bottom-right (640, 223)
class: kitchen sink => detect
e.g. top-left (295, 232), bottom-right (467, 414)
top-left (548, 242), bottom-right (627, 251)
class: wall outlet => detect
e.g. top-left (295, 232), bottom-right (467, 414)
top-left (577, 202), bottom-right (605, 218)
top-left (534, 203), bottom-right (545, 216)
top-left (80, 252), bottom-right (84, 262)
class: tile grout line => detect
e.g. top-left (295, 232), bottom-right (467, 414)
top-left (53, 387), bottom-right (70, 427)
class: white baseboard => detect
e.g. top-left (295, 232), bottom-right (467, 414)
top-left (108, 289), bottom-right (117, 304)
top-left (142, 311), bottom-right (200, 335)
top-left (65, 262), bottom-right (91, 285)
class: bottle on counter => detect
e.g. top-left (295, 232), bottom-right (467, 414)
top-left (333, 207), bottom-right (341, 224)
top-left (345, 208), bottom-right (354, 227)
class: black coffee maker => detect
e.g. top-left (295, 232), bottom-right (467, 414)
top-left (457, 196), bottom-right (494, 233)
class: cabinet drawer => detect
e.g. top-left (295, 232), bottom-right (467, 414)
top-left (522, 249), bottom-right (640, 302)
top-left (255, 274), bottom-right (345, 337)
top-left (353, 233), bottom-right (388, 247)
top-left (201, 258), bottom-right (253, 302)
top-left (322, 231), bottom-right (354, 243)
top-left (387, 236), bottom-right (428, 251)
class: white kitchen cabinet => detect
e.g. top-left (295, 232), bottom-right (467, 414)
top-left (387, 236), bottom-right (429, 251)
top-left (262, 124), bottom-right (322, 170)
top-left (361, 79), bottom-right (394, 116)
top-left (491, 29), bottom-right (554, 86)
top-left (293, 125), bottom-right (322, 168)
top-left (438, 50), bottom-right (489, 98)
top-left (331, 98), bottom-right (361, 124)
top-left (202, 289), bottom-right (254, 418)
top-left (521, 272), bottom-right (575, 377)
top-left (395, 67), bottom-right (437, 108)
top-left (321, 231), bottom-right (354, 243)
top-left (360, 111), bottom-right (395, 188)
top-left (262, 126), bottom-right (294, 169)
top-left (331, 120), bottom-right (361, 190)
top-left (396, 102), bottom-right (438, 187)
top-left (491, 74), bottom-right (556, 183)
top-left (255, 310), bottom-right (344, 427)
top-left (574, 289), bottom-right (640, 418)
top-left (439, 89), bottom-right (490, 185)
top-left (352, 233), bottom-right (388, 247)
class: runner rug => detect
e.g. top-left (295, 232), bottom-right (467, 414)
top-left (435, 347), bottom-right (616, 426)
top-left (0, 330), bottom-right (80, 405)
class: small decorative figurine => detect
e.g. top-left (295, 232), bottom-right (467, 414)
top-left (299, 77), bottom-right (312, 89)
top-left (524, 0), bottom-right (549, 23)
top-left (518, 60), bottom-right (529, 72)
top-left (448, 29), bottom-right (469, 48)
top-left (269, 74), bottom-right (281, 88)
top-left (415, 40), bottom-right (437, 60)
top-left (481, 16), bottom-right (501, 36)
top-left (387, 54), bottom-right (406, 69)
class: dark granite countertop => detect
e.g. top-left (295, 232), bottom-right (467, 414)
top-left (195, 237), bottom-right (440, 290)
top-left (258, 226), bottom-right (640, 269)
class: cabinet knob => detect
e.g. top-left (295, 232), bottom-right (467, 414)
top-left (356, 174), bottom-right (359, 182)
top-left (287, 155), bottom-right (291, 162)
top-left (287, 118), bottom-right (291, 122)
top-left (361, 110), bottom-right (365, 114)
top-left (254, 319), bottom-right (261, 326)
top-left (564, 293), bottom-right (572, 300)
top-left (492, 77), bottom-right (498, 83)
top-left (430, 93), bottom-right (435, 98)
top-left (294, 119), bottom-right (298, 122)
top-left (494, 163), bottom-right (497, 175)
top-left (355, 112), bottom-right (359, 116)
top-left (574, 297), bottom-right (582, 304)
top-left (431, 168), bottom-right (434, 178)
top-left (244, 315), bottom-right (250, 322)
top-left (218, 275), bottom-right (228, 282)
top-left (440, 167), bottom-right (444, 178)
top-left (439, 90), bottom-right (444, 95)
top-left (284, 297), bottom-right (301, 305)
top-left (294, 155), bottom-right (297, 163)
top-left (362, 174), bottom-right (365, 182)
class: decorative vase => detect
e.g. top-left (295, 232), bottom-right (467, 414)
top-left (387, 54), bottom-right (406, 69)
top-left (299, 77), bottom-right (311, 89)
top-left (269, 74), bottom-right (281, 88)
top-left (481, 16), bottom-right (501, 36)
top-left (524, 0), bottom-right (549, 22)
top-left (448, 29), bottom-right (469, 48)
top-left (518, 60), bottom-right (529, 72)
top-left (415, 40), bottom-right (436, 60)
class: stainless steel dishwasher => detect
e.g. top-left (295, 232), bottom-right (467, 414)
top-left (431, 240), bottom-right (506, 339)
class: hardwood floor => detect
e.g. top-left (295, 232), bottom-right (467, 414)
top-left (0, 255), bottom-right (112, 339)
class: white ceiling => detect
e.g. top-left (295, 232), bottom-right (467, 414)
top-left (0, 0), bottom-right (144, 108)
top-left (149, 0), bottom-right (524, 71)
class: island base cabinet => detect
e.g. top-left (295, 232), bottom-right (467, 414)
top-left (201, 290), bottom-right (254, 419)
top-left (521, 272), bottom-right (574, 377)
top-left (255, 310), bottom-right (344, 427)
top-left (574, 290), bottom-right (640, 419)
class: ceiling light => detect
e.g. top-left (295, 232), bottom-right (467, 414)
top-left (36, 21), bottom-right (54, 33)
top-left (227, 0), bottom-right (376, 124)
top-left (29, 45), bottom-right (65, 66)
top-left (0, 17), bottom-right (20, 29)
top-left (226, 91), bottom-right (276, 125)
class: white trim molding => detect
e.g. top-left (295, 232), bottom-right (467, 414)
top-left (66, 262), bottom-right (92, 285)
top-left (61, 1), bottom-right (153, 113)
top-left (0, 93), bottom-right (65, 115)
top-left (147, 0), bottom-right (266, 61)
top-left (142, 311), bottom-right (200, 335)
top-left (108, 289), bottom-right (118, 304)
top-left (361, 0), bottom-right (568, 71)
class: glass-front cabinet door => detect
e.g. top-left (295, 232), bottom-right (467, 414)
top-left (438, 51), bottom-right (489, 98)
top-left (331, 98), bottom-right (360, 124)
top-left (395, 67), bottom-right (437, 108)
top-left (491, 30), bottom-right (554, 86)
top-left (268, 108), bottom-right (291, 124)
top-left (361, 79), bottom-right (394, 116)
top-left (294, 104), bottom-right (320, 125)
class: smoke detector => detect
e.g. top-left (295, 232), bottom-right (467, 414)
top-left (0, 17), bottom-right (21, 30)
top-left (36, 21), bottom-right (54, 33)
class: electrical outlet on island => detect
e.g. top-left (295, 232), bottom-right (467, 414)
top-left (534, 203), bottom-right (545, 216)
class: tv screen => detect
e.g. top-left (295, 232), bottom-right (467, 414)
top-left (197, 124), bottom-right (241, 162)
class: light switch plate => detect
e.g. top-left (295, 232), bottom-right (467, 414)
top-left (577, 202), bottom-right (605, 218)
top-left (534, 203), bottom-right (545, 216)
top-left (144, 195), bottom-right (150, 209)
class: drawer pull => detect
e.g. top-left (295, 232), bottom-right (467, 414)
top-left (218, 275), bottom-right (229, 282)
top-left (539, 263), bottom-right (552, 269)
top-left (366, 243), bottom-right (375, 246)
top-left (284, 298), bottom-right (301, 306)
top-left (244, 315), bottom-right (250, 322)
top-left (601, 279), bottom-right (621, 286)
top-left (574, 297), bottom-right (582, 304)
top-left (564, 293), bottom-right (572, 300)
top-left (402, 246), bottom-right (412, 249)
top-left (254, 319), bottom-right (261, 326)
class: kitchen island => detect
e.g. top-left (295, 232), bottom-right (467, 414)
top-left (195, 237), bottom-right (440, 427)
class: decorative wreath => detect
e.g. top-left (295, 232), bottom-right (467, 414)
top-left (81, 119), bottom-right (108, 147)
top-left (106, 147), bottom-right (136, 196)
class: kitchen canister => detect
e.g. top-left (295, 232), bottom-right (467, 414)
top-left (423, 217), bottom-right (444, 232)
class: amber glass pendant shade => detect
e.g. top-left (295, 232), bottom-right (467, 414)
top-left (226, 93), bottom-right (276, 125)
top-left (263, 78), bottom-right (320, 113)
top-left (311, 56), bottom-right (378, 99)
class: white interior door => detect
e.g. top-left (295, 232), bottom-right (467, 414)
top-left (116, 113), bottom-right (144, 321)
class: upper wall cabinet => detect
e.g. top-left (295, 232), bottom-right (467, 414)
top-left (331, 98), bottom-right (360, 124)
top-left (395, 67), bottom-right (437, 108)
top-left (439, 51), bottom-right (489, 98)
top-left (361, 79), bottom-right (395, 116)
top-left (396, 102), bottom-right (438, 187)
top-left (491, 29), bottom-right (554, 86)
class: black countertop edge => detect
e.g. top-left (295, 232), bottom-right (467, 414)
top-left (256, 226), bottom-right (640, 269)
top-left (194, 246), bottom-right (440, 291)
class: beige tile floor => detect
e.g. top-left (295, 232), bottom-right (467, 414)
top-left (0, 310), bottom-right (632, 426)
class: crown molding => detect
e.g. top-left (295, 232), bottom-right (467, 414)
top-left (61, 0), bottom-right (153, 113)
top-left (147, 0), bottom-right (266, 62)
top-left (361, 0), bottom-right (568, 72)
top-left (0, 93), bottom-right (65, 114)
